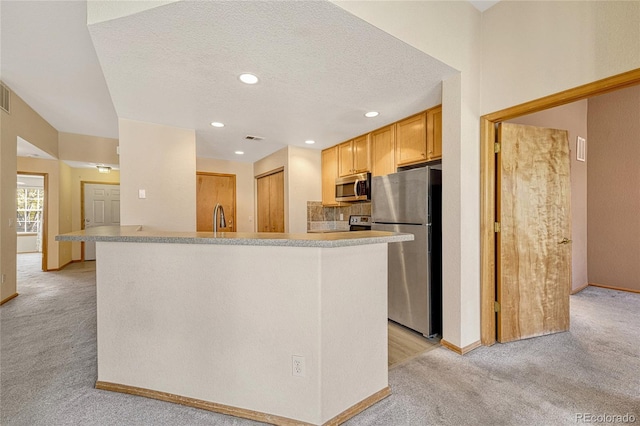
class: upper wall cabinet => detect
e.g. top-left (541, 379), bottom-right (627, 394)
top-left (338, 135), bottom-right (370, 177)
top-left (395, 112), bottom-right (427, 167)
top-left (426, 105), bottom-right (442, 161)
top-left (371, 125), bottom-right (396, 177)
top-left (322, 146), bottom-right (340, 206)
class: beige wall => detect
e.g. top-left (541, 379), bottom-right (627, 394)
top-left (118, 119), bottom-right (196, 231)
top-left (1, 90), bottom-right (59, 301)
top-left (196, 158), bottom-right (254, 232)
top-left (59, 132), bottom-right (119, 166)
top-left (508, 100), bottom-right (589, 292)
top-left (287, 146), bottom-right (322, 234)
top-left (587, 85), bottom-right (640, 292)
top-left (69, 168), bottom-right (121, 260)
top-left (58, 161), bottom-right (73, 266)
top-left (481, 1), bottom-right (640, 114)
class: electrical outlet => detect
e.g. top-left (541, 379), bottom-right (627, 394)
top-left (339, 213), bottom-right (344, 221)
top-left (292, 355), bottom-right (305, 377)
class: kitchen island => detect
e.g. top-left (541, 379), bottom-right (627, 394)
top-left (57, 226), bottom-right (412, 425)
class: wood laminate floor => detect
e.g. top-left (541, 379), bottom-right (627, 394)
top-left (388, 320), bottom-right (440, 368)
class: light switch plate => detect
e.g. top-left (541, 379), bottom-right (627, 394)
top-left (138, 189), bottom-right (146, 199)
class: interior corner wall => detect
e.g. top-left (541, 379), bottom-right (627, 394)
top-left (253, 147), bottom-right (289, 232)
top-left (333, 0), bottom-right (483, 348)
top-left (196, 157), bottom-right (255, 232)
top-left (118, 118), bottom-right (196, 232)
top-left (480, 1), bottom-right (640, 115)
top-left (58, 161), bottom-right (73, 267)
top-left (507, 100), bottom-right (589, 293)
top-left (69, 168), bottom-right (121, 260)
top-left (587, 85), bottom-right (640, 292)
top-left (1, 89), bottom-right (59, 301)
top-left (287, 146), bottom-right (321, 234)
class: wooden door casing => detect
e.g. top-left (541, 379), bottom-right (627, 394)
top-left (196, 173), bottom-right (236, 232)
top-left (257, 170), bottom-right (285, 233)
top-left (497, 123), bottom-right (571, 343)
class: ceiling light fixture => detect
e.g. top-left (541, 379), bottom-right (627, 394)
top-left (97, 165), bottom-right (111, 174)
top-left (234, 151), bottom-right (244, 155)
top-left (305, 140), bottom-right (315, 145)
top-left (211, 122), bottom-right (224, 128)
top-left (364, 111), bottom-right (379, 118)
top-left (239, 73), bottom-right (259, 84)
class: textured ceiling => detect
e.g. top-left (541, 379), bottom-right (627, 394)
top-left (3, 1), bottom-right (457, 164)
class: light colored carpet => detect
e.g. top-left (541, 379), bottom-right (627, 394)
top-left (2, 253), bottom-right (639, 425)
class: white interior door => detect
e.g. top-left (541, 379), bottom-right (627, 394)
top-left (84, 183), bottom-right (120, 260)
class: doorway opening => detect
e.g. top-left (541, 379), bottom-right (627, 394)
top-left (480, 68), bottom-right (640, 346)
top-left (16, 172), bottom-right (48, 274)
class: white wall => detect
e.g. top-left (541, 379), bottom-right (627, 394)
top-left (119, 119), bottom-right (196, 231)
top-left (196, 157), bottom-right (255, 232)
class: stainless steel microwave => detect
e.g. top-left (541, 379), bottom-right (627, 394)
top-left (335, 173), bottom-right (371, 202)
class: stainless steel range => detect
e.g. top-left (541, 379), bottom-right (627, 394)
top-left (348, 215), bottom-right (371, 231)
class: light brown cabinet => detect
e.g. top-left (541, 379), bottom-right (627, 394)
top-left (426, 105), bottom-right (442, 161)
top-left (257, 170), bottom-right (284, 232)
top-left (321, 146), bottom-right (340, 206)
top-left (395, 112), bottom-right (427, 167)
top-left (338, 135), bottom-right (370, 177)
top-left (371, 125), bottom-right (396, 177)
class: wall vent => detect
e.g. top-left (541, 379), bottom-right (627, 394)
top-left (245, 135), bottom-right (264, 141)
top-left (0, 83), bottom-right (10, 114)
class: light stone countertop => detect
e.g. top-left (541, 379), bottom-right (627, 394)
top-left (56, 225), bottom-right (413, 248)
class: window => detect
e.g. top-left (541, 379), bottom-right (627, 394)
top-left (16, 187), bottom-right (44, 233)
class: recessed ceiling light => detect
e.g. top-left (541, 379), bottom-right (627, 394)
top-left (305, 140), bottom-right (315, 145)
top-left (365, 111), bottom-right (379, 118)
top-left (234, 151), bottom-right (244, 155)
top-left (239, 73), bottom-right (259, 84)
top-left (211, 122), bottom-right (224, 128)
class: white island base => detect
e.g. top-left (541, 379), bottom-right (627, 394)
top-left (93, 239), bottom-right (392, 425)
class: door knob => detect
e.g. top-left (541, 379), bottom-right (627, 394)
top-left (558, 238), bottom-right (572, 245)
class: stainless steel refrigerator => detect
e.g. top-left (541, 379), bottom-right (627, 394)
top-left (372, 166), bottom-right (442, 337)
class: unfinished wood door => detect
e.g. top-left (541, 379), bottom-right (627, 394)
top-left (196, 173), bottom-right (235, 232)
top-left (497, 123), bottom-right (571, 343)
top-left (257, 170), bottom-right (284, 232)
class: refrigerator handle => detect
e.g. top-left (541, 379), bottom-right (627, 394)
top-left (428, 195), bottom-right (432, 223)
top-left (427, 223), bottom-right (432, 254)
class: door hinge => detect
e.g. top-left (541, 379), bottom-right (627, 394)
top-left (494, 222), bottom-right (501, 233)
top-left (494, 301), bottom-right (501, 312)
top-left (494, 142), bottom-right (501, 153)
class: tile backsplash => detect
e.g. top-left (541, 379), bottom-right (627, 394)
top-left (307, 201), bottom-right (371, 231)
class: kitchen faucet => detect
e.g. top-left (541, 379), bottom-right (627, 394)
top-left (213, 203), bottom-right (226, 233)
